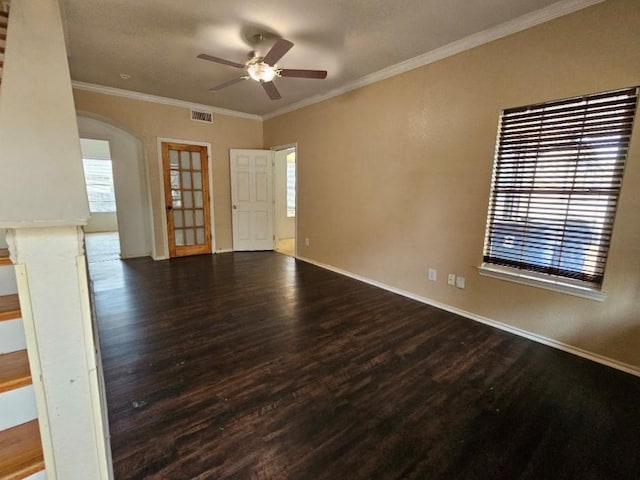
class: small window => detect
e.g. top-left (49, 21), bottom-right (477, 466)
top-left (286, 150), bottom-right (296, 217)
top-left (482, 87), bottom-right (638, 289)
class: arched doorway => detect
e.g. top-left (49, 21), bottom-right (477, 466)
top-left (77, 114), bottom-right (153, 260)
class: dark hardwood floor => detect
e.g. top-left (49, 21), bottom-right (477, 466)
top-left (89, 252), bottom-right (640, 480)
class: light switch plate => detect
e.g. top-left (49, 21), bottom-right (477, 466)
top-left (428, 268), bottom-right (437, 281)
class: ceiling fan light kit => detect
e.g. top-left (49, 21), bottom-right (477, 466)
top-left (247, 61), bottom-right (277, 83)
top-left (198, 37), bottom-right (328, 100)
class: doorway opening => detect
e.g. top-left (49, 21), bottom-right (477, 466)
top-left (274, 146), bottom-right (296, 257)
top-left (80, 138), bottom-right (121, 263)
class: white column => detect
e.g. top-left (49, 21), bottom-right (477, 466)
top-left (0, 0), bottom-right (89, 224)
top-left (7, 227), bottom-right (111, 479)
top-left (0, 0), bottom-right (111, 476)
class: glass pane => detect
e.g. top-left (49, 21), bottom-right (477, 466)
top-left (185, 210), bottom-right (194, 227)
top-left (194, 191), bottom-right (203, 208)
top-left (193, 172), bottom-right (202, 190)
top-left (183, 191), bottom-right (193, 208)
top-left (174, 229), bottom-right (184, 246)
top-left (180, 151), bottom-right (190, 169)
top-left (173, 209), bottom-right (183, 228)
top-left (195, 209), bottom-right (204, 226)
top-left (192, 152), bottom-right (201, 171)
top-left (181, 171), bottom-right (192, 189)
top-left (196, 227), bottom-right (205, 245)
top-left (170, 171), bottom-right (180, 189)
top-left (171, 190), bottom-right (182, 208)
top-left (169, 150), bottom-right (179, 169)
top-left (185, 229), bottom-right (195, 245)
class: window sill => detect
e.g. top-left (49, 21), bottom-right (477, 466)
top-left (477, 263), bottom-right (606, 302)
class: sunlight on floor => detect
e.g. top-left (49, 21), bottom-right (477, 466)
top-left (276, 238), bottom-right (295, 257)
top-left (85, 232), bottom-right (120, 263)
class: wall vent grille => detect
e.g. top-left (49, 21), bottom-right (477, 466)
top-left (190, 109), bottom-right (213, 124)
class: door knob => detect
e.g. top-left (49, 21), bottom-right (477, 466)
top-left (166, 205), bottom-right (173, 210)
top-left (232, 205), bottom-right (237, 209)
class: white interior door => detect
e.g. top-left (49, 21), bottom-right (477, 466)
top-left (230, 149), bottom-right (274, 251)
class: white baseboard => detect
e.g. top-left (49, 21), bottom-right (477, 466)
top-left (153, 250), bottom-right (232, 260)
top-left (119, 251), bottom-right (152, 260)
top-left (296, 255), bottom-right (640, 378)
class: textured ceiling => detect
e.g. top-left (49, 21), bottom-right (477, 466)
top-left (63, 0), bottom-right (572, 116)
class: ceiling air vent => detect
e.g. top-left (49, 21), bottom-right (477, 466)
top-left (190, 109), bottom-right (213, 124)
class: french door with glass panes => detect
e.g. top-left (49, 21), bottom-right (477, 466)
top-left (161, 142), bottom-right (212, 257)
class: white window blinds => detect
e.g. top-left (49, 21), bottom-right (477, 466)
top-left (483, 87), bottom-right (638, 285)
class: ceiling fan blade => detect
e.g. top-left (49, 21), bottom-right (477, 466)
top-left (197, 53), bottom-right (246, 69)
top-left (261, 81), bottom-right (281, 100)
top-left (279, 69), bottom-right (328, 79)
top-left (209, 76), bottom-right (247, 91)
top-left (263, 38), bottom-right (294, 65)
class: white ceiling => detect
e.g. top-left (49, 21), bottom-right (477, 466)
top-left (61, 0), bottom-right (588, 116)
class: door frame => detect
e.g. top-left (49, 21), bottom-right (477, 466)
top-left (157, 137), bottom-right (215, 258)
top-left (79, 136), bottom-right (122, 256)
top-left (271, 143), bottom-right (298, 258)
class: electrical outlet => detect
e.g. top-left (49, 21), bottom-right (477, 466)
top-left (448, 274), bottom-right (456, 286)
top-left (304, 237), bottom-right (310, 247)
top-left (428, 268), bottom-right (437, 281)
top-left (456, 276), bottom-right (466, 289)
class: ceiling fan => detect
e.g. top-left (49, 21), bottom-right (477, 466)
top-left (197, 37), bottom-right (327, 100)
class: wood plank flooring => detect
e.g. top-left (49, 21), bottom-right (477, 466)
top-left (89, 252), bottom-right (640, 480)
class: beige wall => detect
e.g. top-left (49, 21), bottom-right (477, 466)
top-left (0, 0), bottom-right (89, 228)
top-left (264, 0), bottom-right (640, 368)
top-left (73, 89), bottom-right (263, 256)
top-left (85, 212), bottom-right (118, 233)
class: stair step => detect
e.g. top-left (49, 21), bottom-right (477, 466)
top-left (0, 319), bottom-right (27, 355)
top-left (0, 265), bottom-right (18, 297)
top-left (0, 294), bottom-right (20, 322)
top-left (0, 248), bottom-right (10, 266)
top-left (0, 420), bottom-right (45, 480)
top-left (0, 385), bottom-right (38, 432)
top-left (0, 350), bottom-right (31, 394)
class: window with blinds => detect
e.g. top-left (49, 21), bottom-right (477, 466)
top-left (483, 87), bottom-right (638, 286)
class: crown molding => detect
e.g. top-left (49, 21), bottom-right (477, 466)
top-left (263, 0), bottom-right (605, 121)
top-left (71, 81), bottom-right (263, 122)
